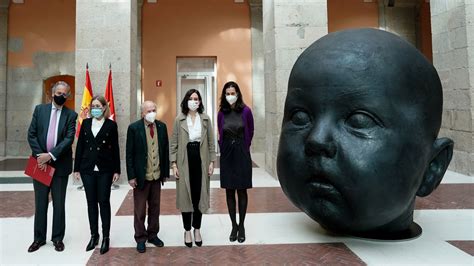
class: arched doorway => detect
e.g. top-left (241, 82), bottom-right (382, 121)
top-left (43, 75), bottom-right (75, 110)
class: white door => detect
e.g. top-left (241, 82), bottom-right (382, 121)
top-left (176, 57), bottom-right (217, 151)
top-left (177, 74), bottom-right (209, 114)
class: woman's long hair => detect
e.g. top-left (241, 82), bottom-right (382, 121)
top-left (219, 81), bottom-right (245, 113)
top-left (180, 89), bottom-right (204, 115)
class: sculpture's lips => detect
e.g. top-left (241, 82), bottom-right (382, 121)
top-left (308, 176), bottom-right (339, 198)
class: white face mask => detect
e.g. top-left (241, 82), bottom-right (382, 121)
top-left (226, 95), bottom-right (237, 105)
top-left (145, 112), bottom-right (156, 123)
top-left (188, 100), bottom-right (199, 111)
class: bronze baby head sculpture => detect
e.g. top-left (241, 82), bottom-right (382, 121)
top-left (277, 28), bottom-right (453, 240)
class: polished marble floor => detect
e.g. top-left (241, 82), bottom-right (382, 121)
top-left (0, 154), bottom-right (473, 265)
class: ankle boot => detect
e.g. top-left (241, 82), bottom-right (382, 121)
top-left (86, 234), bottom-right (100, 251)
top-left (100, 237), bottom-right (109, 254)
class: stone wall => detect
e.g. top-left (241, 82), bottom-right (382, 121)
top-left (431, 0), bottom-right (473, 175)
top-left (5, 51), bottom-right (74, 157)
top-left (263, 0), bottom-right (328, 176)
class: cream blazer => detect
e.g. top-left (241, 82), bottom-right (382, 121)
top-left (170, 112), bottom-right (216, 213)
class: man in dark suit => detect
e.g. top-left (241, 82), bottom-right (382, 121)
top-left (27, 81), bottom-right (78, 252)
top-left (126, 100), bottom-right (169, 253)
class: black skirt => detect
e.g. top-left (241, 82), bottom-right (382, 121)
top-left (220, 138), bottom-right (252, 189)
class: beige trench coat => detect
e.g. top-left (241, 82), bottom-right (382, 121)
top-left (169, 112), bottom-right (216, 213)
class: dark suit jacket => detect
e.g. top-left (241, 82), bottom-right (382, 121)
top-left (74, 118), bottom-right (121, 175)
top-left (126, 119), bottom-right (169, 190)
top-left (27, 103), bottom-right (78, 176)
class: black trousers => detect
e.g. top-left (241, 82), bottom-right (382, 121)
top-left (182, 142), bottom-right (202, 231)
top-left (33, 174), bottom-right (69, 242)
top-left (82, 172), bottom-right (113, 237)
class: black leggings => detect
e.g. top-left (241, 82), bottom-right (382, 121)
top-left (82, 172), bottom-right (113, 237)
top-left (226, 189), bottom-right (248, 228)
top-left (182, 142), bottom-right (202, 231)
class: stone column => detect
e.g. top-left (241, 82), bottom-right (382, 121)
top-left (249, 0), bottom-right (265, 153)
top-left (0, 0), bottom-right (8, 157)
top-left (75, 0), bottom-right (139, 182)
top-left (431, 0), bottom-right (473, 176)
top-left (262, 0), bottom-right (327, 176)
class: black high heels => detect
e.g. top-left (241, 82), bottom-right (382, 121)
top-left (86, 235), bottom-right (100, 251)
top-left (229, 226), bottom-right (238, 242)
top-left (194, 229), bottom-right (202, 247)
top-left (237, 226), bottom-right (246, 243)
top-left (184, 231), bottom-right (192, 248)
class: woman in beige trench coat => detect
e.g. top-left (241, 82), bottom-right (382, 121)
top-left (170, 89), bottom-right (216, 248)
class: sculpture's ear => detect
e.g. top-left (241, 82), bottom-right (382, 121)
top-left (417, 138), bottom-right (454, 197)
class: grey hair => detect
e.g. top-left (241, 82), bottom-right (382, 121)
top-left (140, 101), bottom-right (157, 113)
top-left (52, 81), bottom-right (71, 94)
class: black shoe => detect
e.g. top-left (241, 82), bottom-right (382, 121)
top-left (53, 240), bottom-right (65, 252)
top-left (184, 231), bottom-right (192, 248)
top-left (28, 241), bottom-right (46, 252)
top-left (148, 237), bottom-right (164, 247)
top-left (237, 226), bottom-right (246, 243)
top-left (194, 229), bottom-right (202, 247)
top-left (229, 225), bottom-right (238, 242)
top-left (86, 235), bottom-right (100, 251)
top-left (100, 237), bottom-right (109, 254)
top-left (137, 241), bottom-right (146, 253)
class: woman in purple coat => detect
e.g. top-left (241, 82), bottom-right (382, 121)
top-left (218, 81), bottom-right (254, 243)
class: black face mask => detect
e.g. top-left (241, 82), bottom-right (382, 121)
top-left (53, 95), bottom-right (67, 106)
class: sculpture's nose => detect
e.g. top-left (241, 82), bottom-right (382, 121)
top-left (304, 118), bottom-right (337, 158)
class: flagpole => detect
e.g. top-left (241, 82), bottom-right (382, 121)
top-left (77, 62), bottom-right (92, 191)
top-left (107, 62), bottom-right (120, 190)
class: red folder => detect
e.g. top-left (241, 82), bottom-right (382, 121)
top-left (24, 156), bottom-right (55, 187)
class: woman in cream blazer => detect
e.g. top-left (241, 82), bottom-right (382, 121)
top-left (170, 89), bottom-right (216, 248)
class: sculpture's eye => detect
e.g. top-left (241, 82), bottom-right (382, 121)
top-left (290, 110), bottom-right (311, 127)
top-left (346, 113), bottom-right (377, 129)
top-left (345, 111), bottom-right (383, 132)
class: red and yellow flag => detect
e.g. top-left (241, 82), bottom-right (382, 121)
top-left (76, 64), bottom-right (93, 137)
top-left (105, 66), bottom-right (116, 121)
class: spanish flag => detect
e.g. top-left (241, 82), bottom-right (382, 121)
top-left (76, 63), bottom-right (93, 137)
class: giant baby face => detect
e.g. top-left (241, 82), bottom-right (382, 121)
top-left (277, 28), bottom-right (453, 239)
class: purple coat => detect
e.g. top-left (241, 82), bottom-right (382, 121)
top-left (217, 106), bottom-right (254, 152)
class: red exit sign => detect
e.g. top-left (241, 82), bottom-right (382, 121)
top-left (155, 80), bottom-right (162, 87)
